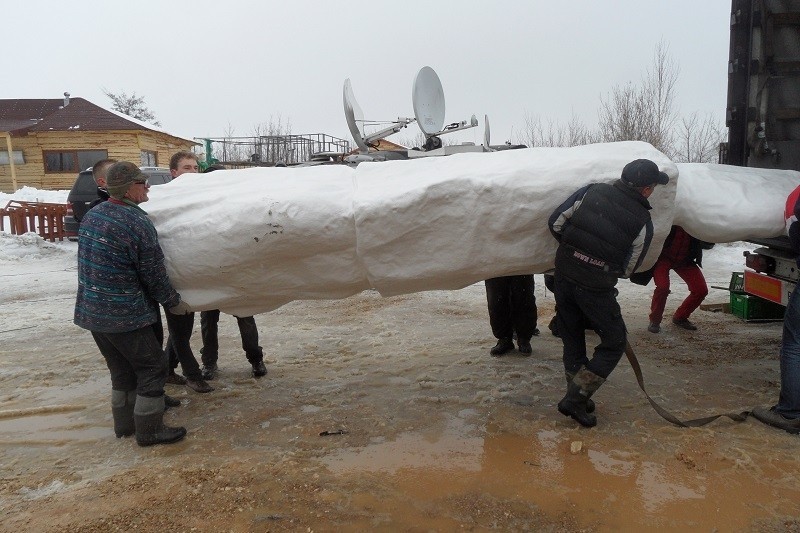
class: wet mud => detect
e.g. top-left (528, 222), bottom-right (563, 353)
top-left (1, 246), bottom-right (800, 531)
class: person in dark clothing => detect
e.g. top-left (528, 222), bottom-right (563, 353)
top-left (647, 225), bottom-right (709, 333)
top-left (195, 163), bottom-right (268, 379)
top-left (200, 311), bottom-right (266, 378)
top-left (485, 275), bottom-right (539, 356)
top-left (163, 151), bottom-right (214, 393)
top-left (548, 158), bottom-right (668, 428)
top-left (74, 161), bottom-right (189, 447)
top-left (87, 159), bottom-right (116, 211)
top-left (164, 310), bottom-right (213, 391)
top-left (751, 184), bottom-right (800, 434)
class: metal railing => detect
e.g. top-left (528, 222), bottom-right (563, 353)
top-left (199, 133), bottom-right (351, 165)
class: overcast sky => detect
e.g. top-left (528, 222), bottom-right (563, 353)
top-left (4, 0), bottom-right (732, 149)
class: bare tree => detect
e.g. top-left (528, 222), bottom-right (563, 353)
top-left (674, 112), bottom-right (727, 163)
top-left (251, 115), bottom-right (294, 163)
top-left (218, 123), bottom-right (247, 163)
top-left (596, 40), bottom-right (678, 157)
top-left (102, 89), bottom-right (161, 126)
top-left (519, 111), bottom-right (598, 147)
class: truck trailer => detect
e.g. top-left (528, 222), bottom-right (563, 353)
top-left (724, 0), bottom-right (800, 308)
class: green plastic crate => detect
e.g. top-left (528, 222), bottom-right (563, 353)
top-left (730, 292), bottom-right (785, 321)
top-left (729, 271), bottom-right (745, 294)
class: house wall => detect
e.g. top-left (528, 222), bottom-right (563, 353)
top-left (0, 130), bottom-right (195, 192)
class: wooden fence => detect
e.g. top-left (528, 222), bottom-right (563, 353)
top-left (0, 200), bottom-right (71, 242)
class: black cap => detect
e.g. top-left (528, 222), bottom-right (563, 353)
top-left (620, 159), bottom-right (669, 187)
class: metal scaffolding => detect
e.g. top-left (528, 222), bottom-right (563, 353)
top-left (198, 133), bottom-right (351, 166)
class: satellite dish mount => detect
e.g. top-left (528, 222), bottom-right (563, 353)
top-left (412, 66), bottom-right (479, 151)
top-left (343, 78), bottom-right (415, 153)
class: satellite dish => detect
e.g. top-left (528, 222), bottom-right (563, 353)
top-left (343, 78), bottom-right (370, 152)
top-left (412, 66), bottom-right (446, 136)
top-left (484, 114), bottom-right (490, 147)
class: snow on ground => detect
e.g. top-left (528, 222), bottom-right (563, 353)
top-left (0, 186), bottom-right (69, 205)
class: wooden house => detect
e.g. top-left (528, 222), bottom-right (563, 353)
top-left (0, 96), bottom-right (197, 192)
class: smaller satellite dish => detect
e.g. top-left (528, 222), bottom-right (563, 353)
top-left (412, 67), bottom-right (446, 136)
top-left (484, 114), bottom-right (490, 148)
top-left (343, 79), bottom-right (370, 152)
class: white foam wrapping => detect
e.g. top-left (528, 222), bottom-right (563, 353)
top-left (354, 141), bottom-right (677, 296)
top-left (149, 165), bottom-right (369, 316)
top-left (146, 141), bottom-right (677, 315)
top-left (674, 163), bottom-right (800, 243)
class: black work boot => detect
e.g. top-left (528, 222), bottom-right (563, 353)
top-left (517, 339), bottom-right (532, 355)
top-left (490, 338), bottom-right (515, 356)
top-left (111, 389), bottom-right (136, 438)
top-left (201, 363), bottom-right (218, 381)
top-left (248, 347), bottom-right (267, 377)
top-left (200, 346), bottom-right (218, 380)
top-left (134, 395), bottom-right (187, 447)
top-left (164, 394), bottom-right (181, 410)
top-left (548, 316), bottom-right (560, 338)
top-left (565, 372), bottom-right (595, 413)
top-left (558, 367), bottom-right (605, 428)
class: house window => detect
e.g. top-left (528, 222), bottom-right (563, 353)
top-left (43, 150), bottom-right (108, 173)
top-left (141, 150), bottom-right (157, 166)
top-left (0, 150), bottom-right (25, 165)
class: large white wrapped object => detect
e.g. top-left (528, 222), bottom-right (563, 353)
top-left (354, 141), bottom-right (677, 296)
top-left (149, 165), bottom-right (369, 316)
top-left (146, 141), bottom-right (677, 315)
top-left (674, 163), bottom-right (800, 243)
top-left (675, 163), bottom-right (800, 242)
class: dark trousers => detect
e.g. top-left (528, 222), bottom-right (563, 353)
top-left (152, 309), bottom-right (164, 347)
top-left (92, 326), bottom-right (167, 397)
top-left (485, 275), bottom-right (538, 342)
top-left (554, 276), bottom-right (626, 379)
top-left (200, 310), bottom-right (262, 365)
top-left (164, 310), bottom-right (202, 380)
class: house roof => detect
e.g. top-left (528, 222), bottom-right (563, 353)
top-left (0, 97), bottom-right (195, 144)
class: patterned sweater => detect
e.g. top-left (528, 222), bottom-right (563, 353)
top-left (74, 199), bottom-right (181, 333)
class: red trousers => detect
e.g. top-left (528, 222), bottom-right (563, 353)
top-left (648, 260), bottom-right (709, 324)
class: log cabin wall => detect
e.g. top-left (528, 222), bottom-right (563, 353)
top-left (0, 130), bottom-right (195, 192)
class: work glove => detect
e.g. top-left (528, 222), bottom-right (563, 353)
top-left (169, 300), bottom-right (192, 315)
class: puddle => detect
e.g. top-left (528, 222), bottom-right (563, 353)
top-left (323, 415), bottom-right (483, 474)
top-left (36, 376), bottom-right (107, 405)
top-left (318, 416), bottom-right (799, 530)
top-left (0, 411), bottom-right (108, 443)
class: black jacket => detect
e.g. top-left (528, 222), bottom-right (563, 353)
top-left (87, 187), bottom-right (110, 213)
top-left (549, 180), bottom-right (654, 290)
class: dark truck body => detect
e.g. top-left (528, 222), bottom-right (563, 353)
top-left (723, 0), bottom-right (800, 305)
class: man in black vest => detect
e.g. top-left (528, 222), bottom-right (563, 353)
top-left (548, 159), bottom-right (668, 427)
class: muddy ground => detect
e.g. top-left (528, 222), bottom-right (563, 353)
top-left (1, 241), bottom-right (799, 532)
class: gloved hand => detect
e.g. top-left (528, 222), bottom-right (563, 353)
top-left (168, 300), bottom-right (192, 315)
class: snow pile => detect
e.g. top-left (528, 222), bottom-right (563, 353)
top-left (0, 186), bottom-right (69, 205)
top-left (0, 232), bottom-right (71, 261)
top-left (146, 141), bottom-right (678, 315)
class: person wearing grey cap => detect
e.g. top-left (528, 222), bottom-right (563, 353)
top-left (74, 161), bottom-right (190, 447)
top-left (547, 158), bottom-right (668, 428)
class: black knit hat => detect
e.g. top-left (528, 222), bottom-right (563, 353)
top-left (106, 162), bottom-right (146, 199)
